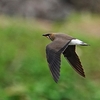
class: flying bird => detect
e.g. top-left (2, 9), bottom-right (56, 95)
top-left (43, 33), bottom-right (88, 83)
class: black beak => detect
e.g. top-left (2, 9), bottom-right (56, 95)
top-left (42, 34), bottom-right (46, 36)
top-left (42, 33), bottom-right (51, 37)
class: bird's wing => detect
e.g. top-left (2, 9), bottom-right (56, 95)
top-left (63, 45), bottom-right (85, 77)
top-left (46, 39), bottom-right (71, 82)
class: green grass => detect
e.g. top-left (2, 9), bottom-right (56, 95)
top-left (0, 13), bottom-right (100, 100)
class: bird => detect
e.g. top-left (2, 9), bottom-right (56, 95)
top-left (43, 33), bottom-right (88, 83)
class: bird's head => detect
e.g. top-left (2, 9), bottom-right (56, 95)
top-left (42, 33), bottom-right (55, 41)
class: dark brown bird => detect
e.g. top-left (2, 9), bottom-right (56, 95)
top-left (43, 33), bottom-right (88, 83)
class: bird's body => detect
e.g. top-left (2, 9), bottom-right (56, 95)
top-left (43, 33), bottom-right (88, 82)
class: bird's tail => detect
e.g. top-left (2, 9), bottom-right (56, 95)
top-left (69, 39), bottom-right (89, 46)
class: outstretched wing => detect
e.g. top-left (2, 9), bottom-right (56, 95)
top-left (46, 39), bottom-right (70, 82)
top-left (63, 45), bottom-right (85, 77)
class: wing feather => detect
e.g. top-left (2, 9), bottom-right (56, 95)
top-left (63, 45), bottom-right (85, 77)
top-left (46, 48), bottom-right (61, 82)
top-left (46, 39), bottom-right (70, 82)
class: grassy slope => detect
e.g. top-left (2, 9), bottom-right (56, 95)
top-left (0, 13), bottom-right (100, 100)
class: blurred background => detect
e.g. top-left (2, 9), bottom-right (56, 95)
top-left (0, 0), bottom-right (100, 100)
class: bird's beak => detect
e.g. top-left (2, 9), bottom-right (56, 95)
top-left (42, 34), bottom-right (48, 36)
top-left (42, 34), bottom-right (46, 36)
top-left (42, 34), bottom-right (49, 38)
top-left (42, 33), bottom-right (51, 36)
